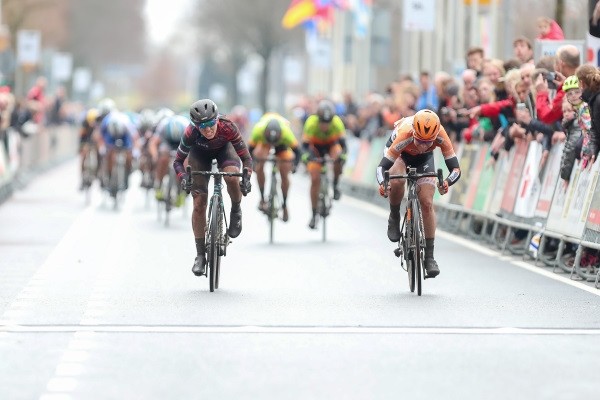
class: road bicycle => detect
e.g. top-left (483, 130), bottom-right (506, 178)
top-left (256, 153), bottom-right (294, 244)
top-left (185, 164), bottom-right (250, 292)
top-left (384, 167), bottom-right (443, 296)
top-left (157, 151), bottom-right (185, 227)
top-left (309, 156), bottom-right (336, 242)
top-left (102, 139), bottom-right (128, 210)
top-left (81, 142), bottom-right (98, 204)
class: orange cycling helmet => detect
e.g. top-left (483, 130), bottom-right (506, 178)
top-left (412, 109), bottom-right (440, 141)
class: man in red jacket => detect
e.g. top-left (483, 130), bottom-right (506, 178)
top-left (535, 45), bottom-right (581, 125)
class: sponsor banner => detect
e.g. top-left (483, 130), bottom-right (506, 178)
top-left (0, 143), bottom-right (8, 185)
top-left (449, 143), bottom-right (477, 206)
top-left (362, 137), bottom-right (387, 186)
top-left (350, 139), bottom-right (372, 183)
top-left (472, 147), bottom-right (497, 212)
top-left (534, 142), bottom-right (563, 218)
top-left (344, 135), bottom-right (361, 175)
top-left (513, 142), bottom-right (543, 218)
top-left (546, 159), bottom-right (600, 237)
top-left (433, 142), bottom-right (461, 205)
top-left (463, 144), bottom-right (488, 210)
top-left (486, 147), bottom-right (515, 215)
top-left (500, 141), bottom-right (528, 214)
top-left (583, 181), bottom-right (600, 242)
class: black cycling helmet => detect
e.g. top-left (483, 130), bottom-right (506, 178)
top-left (190, 99), bottom-right (218, 125)
top-left (264, 118), bottom-right (282, 145)
top-left (317, 100), bottom-right (335, 123)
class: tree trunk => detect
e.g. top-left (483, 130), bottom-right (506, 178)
top-left (555, 0), bottom-right (564, 29)
top-left (259, 50), bottom-right (271, 112)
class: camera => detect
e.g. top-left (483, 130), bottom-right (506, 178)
top-left (544, 72), bottom-right (557, 90)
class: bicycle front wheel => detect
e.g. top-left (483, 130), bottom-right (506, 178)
top-left (411, 200), bottom-right (424, 296)
top-left (401, 211), bottom-right (415, 293)
top-left (268, 175), bottom-right (278, 244)
top-left (207, 198), bottom-right (221, 292)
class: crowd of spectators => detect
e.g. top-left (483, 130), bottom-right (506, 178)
top-left (285, 16), bottom-right (600, 268)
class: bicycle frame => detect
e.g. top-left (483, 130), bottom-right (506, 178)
top-left (185, 165), bottom-right (249, 292)
top-left (384, 167), bottom-right (443, 296)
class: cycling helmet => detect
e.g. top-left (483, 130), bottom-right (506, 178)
top-left (562, 75), bottom-right (580, 91)
top-left (138, 108), bottom-right (156, 132)
top-left (412, 109), bottom-right (441, 141)
top-left (316, 100), bottom-right (335, 123)
top-left (190, 99), bottom-right (218, 125)
top-left (264, 118), bottom-right (282, 145)
top-left (97, 98), bottom-right (116, 118)
top-left (107, 112), bottom-right (129, 138)
top-left (160, 115), bottom-right (189, 144)
top-left (85, 108), bottom-right (99, 125)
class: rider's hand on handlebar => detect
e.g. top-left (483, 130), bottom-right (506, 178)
top-left (240, 179), bottom-right (252, 196)
top-left (180, 177), bottom-right (192, 192)
top-left (301, 152), bottom-right (310, 164)
top-left (378, 184), bottom-right (388, 198)
top-left (437, 180), bottom-right (449, 195)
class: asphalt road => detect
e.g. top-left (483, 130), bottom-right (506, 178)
top-left (1, 159), bottom-right (599, 400)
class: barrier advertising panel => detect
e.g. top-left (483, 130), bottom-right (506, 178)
top-left (500, 141), bottom-right (528, 214)
top-left (583, 184), bottom-right (600, 243)
top-left (513, 142), bottom-right (544, 218)
top-left (535, 142), bottom-right (564, 218)
top-left (546, 159), bottom-right (600, 237)
top-left (449, 143), bottom-right (477, 206)
top-left (463, 144), bottom-right (488, 210)
top-left (487, 147), bottom-right (515, 215)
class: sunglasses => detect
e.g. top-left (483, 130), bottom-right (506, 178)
top-left (194, 118), bottom-right (217, 129)
top-left (414, 137), bottom-right (434, 145)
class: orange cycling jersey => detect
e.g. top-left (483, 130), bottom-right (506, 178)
top-left (385, 117), bottom-right (456, 161)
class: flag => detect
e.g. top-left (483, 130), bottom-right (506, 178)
top-left (282, 0), bottom-right (318, 29)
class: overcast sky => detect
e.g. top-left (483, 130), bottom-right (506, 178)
top-left (144, 0), bottom-right (194, 45)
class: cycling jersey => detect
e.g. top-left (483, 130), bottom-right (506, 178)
top-left (249, 113), bottom-right (298, 149)
top-left (100, 112), bottom-right (136, 149)
top-left (173, 116), bottom-right (252, 179)
top-left (376, 116), bottom-right (461, 186)
top-left (302, 114), bottom-right (345, 145)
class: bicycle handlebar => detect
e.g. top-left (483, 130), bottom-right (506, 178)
top-left (383, 168), bottom-right (444, 197)
top-left (184, 165), bottom-right (250, 194)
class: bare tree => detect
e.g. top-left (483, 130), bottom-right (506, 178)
top-left (2, 0), bottom-right (58, 48)
top-left (69, 0), bottom-right (146, 69)
top-left (192, 0), bottom-right (302, 110)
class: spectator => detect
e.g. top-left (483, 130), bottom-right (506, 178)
top-left (466, 47), bottom-right (485, 77)
top-left (48, 86), bottom-right (66, 126)
top-left (415, 71), bottom-right (439, 111)
top-left (535, 45), bottom-right (581, 124)
top-left (559, 98), bottom-right (581, 181)
top-left (513, 36), bottom-right (534, 65)
top-left (536, 55), bottom-right (556, 71)
top-left (576, 64), bottom-right (600, 166)
top-left (483, 58), bottom-right (507, 100)
top-left (537, 17), bottom-right (565, 40)
top-left (504, 58), bottom-right (522, 73)
top-left (461, 69), bottom-right (478, 92)
top-left (590, 0), bottom-right (600, 38)
top-left (26, 76), bottom-right (47, 125)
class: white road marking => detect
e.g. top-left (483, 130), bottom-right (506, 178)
top-left (60, 350), bottom-right (89, 363)
top-left (39, 394), bottom-right (73, 400)
top-left (1, 324), bottom-right (600, 335)
top-left (345, 196), bottom-right (600, 297)
top-left (55, 363), bottom-right (85, 377)
top-left (46, 377), bottom-right (78, 392)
